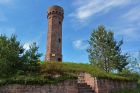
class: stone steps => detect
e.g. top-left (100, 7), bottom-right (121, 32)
top-left (77, 73), bottom-right (95, 93)
top-left (78, 83), bottom-right (95, 93)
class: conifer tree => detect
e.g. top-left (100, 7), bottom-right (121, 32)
top-left (0, 35), bottom-right (24, 76)
top-left (87, 25), bottom-right (128, 72)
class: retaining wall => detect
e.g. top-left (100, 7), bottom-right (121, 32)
top-left (0, 80), bottom-right (78, 93)
top-left (0, 73), bottom-right (137, 93)
top-left (79, 73), bottom-right (137, 93)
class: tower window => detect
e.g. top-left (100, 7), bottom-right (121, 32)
top-left (59, 21), bottom-right (61, 25)
top-left (58, 58), bottom-right (62, 62)
top-left (58, 38), bottom-right (61, 43)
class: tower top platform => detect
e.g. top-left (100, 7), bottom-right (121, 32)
top-left (48, 5), bottom-right (64, 14)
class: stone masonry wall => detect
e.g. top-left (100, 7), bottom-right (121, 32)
top-left (0, 74), bottom-right (137, 93)
top-left (0, 80), bottom-right (78, 93)
top-left (79, 73), bottom-right (137, 93)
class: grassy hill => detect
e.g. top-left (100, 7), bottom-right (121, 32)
top-left (0, 62), bottom-right (139, 86)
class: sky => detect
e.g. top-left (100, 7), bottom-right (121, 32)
top-left (0, 0), bottom-right (140, 63)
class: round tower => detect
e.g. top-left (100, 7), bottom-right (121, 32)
top-left (45, 5), bottom-right (64, 62)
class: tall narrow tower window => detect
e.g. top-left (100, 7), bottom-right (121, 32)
top-left (59, 21), bottom-right (61, 25)
top-left (58, 38), bottom-right (61, 43)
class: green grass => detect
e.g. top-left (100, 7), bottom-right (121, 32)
top-left (0, 62), bottom-right (139, 85)
top-left (0, 75), bottom-right (77, 86)
top-left (41, 62), bottom-right (138, 81)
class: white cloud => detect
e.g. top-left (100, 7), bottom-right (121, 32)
top-left (115, 6), bottom-right (140, 42)
top-left (122, 6), bottom-right (140, 22)
top-left (73, 39), bottom-right (88, 50)
top-left (23, 43), bottom-right (30, 50)
top-left (117, 28), bottom-right (137, 38)
top-left (115, 27), bottom-right (140, 42)
top-left (70, 0), bottom-right (131, 21)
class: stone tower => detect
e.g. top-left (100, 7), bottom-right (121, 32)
top-left (45, 5), bottom-right (64, 62)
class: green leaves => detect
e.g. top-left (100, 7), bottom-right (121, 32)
top-left (0, 34), bottom-right (24, 77)
top-left (0, 34), bottom-right (42, 77)
top-left (87, 25), bottom-right (128, 72)
top-left (21, 42), bottom-right (42, 73)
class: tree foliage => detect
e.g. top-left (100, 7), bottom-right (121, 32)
top-left (87, 25), bottom-right (128, 72)
top-left (0, 34), bottom-right (42, 77)
top-left (0, 35), bottom-right (24, 77)
top-left (22, 42), bottom-right (42, 72)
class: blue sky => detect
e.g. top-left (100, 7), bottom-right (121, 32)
top-left (0, 0), bottom-right (140, 63)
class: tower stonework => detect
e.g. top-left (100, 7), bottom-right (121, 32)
top-left (45, 5), bottom-right (64, 62)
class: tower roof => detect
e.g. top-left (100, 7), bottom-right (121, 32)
top-left (48, 5), bottom-right (64, 13)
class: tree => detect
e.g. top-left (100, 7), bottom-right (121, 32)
top-left (22, 42), bottom-right (42, 72)
top-left (87, 25), bottom-right (128, 72)
top-left (0, 34), bottom-right (24, 77)
top-left (0, 34), bottom-right (42, 76)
